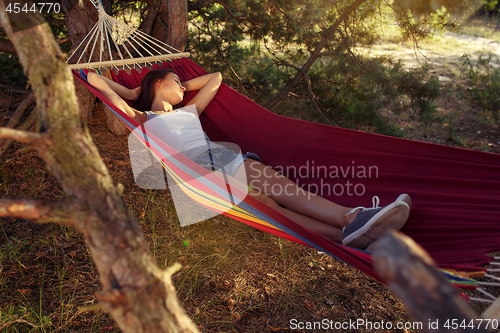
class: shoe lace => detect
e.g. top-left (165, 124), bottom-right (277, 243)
top-left (345, 196), bottom-right (380, 216)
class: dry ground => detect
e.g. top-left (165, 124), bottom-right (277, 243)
top-left (1, 29), bottom-right (500, 333)
top-left (365, 27), bottom-right (500, 153)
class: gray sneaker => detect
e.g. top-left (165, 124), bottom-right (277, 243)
top-left (342, 196), bottom-right (410, 249)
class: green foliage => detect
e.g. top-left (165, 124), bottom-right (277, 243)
top-left (482, 0), bottom-right (499, 11)
top-left (186, 0), bottom-right (462, 136)
top-left (477, 0), bottom-right (500, 15)
top-left (306, 55), bottom-right (439, 134)
top-left (461, 52), bottom-right (500, 123)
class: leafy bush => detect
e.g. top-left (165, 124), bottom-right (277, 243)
top-left (461, 52), bottom-right (500, 124)
top-left (305, 55), bottom-right (440, 135)
top-left (187, 1), bottom-right (443, 136)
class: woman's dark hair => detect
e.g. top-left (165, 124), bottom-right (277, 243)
top-left (133, 69), bottom-right (175, 111)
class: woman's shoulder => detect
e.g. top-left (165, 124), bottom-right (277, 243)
top-left (176, 104), bottom-right (198, 116)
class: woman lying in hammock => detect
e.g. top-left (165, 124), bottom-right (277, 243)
top-left (87, 69), bottom-right (411, 249)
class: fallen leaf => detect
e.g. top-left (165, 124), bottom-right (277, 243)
top-left (16, 289), bottom-right (32, 294)
top-left (303, 298), bottom-right (316, 310)
top-left (231, 312), bottom-right (241, 321)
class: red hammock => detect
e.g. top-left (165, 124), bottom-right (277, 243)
top-left (74, 58), bottom-right (500, 283)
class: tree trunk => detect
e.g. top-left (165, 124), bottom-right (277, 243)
top-left (0, 4), bottom-right (199, 332)
top-left (61, 0), bottom-right (99, 61)
top-left (62, 1), bottom-right (128, 134)
top-left (100, 69), bottom-right (128, 135)
top-left (142, 0), bottom-right (188, 51)
top-left (73, 77), bottom-right (95, 124)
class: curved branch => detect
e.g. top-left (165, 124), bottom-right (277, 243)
top-left (0, 108), bottom-right (38, 157)
top-left (0, 37), bottom-right (15, 54)
top-left (0, 127), bottom-right (51, 146)
top-left (3, 93), bottom-right (35, 129)
top-left (216, 0), bottom-right (259, 24)
top-left (264, 0), bottom-right (367, 109)
top-left (0, 198), bottom-right (78, 226)
top-left (273, 0), bottom-right (300, 23)
top-left (303, 73), bottom-right (333, 126)
top-left (188, 0), bottom-right (217, 12)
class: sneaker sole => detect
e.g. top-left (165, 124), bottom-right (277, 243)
top-left (342, 201), bottom-right (410, 249)
top-left (396, 193), bottom-right (412, 209)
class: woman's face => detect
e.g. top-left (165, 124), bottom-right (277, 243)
top-left (156, 73), bottom-right (186, 105)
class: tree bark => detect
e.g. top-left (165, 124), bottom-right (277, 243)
top-left (73, 76), bottom-right (95, 124)
top-left (140, 0), bottom-right (158, 35)
top-left (0, 3), bottom-right (199, 332)
top-left (264, 0), bottom-right (367, 110)
top-left (61, 0), bottom-right (99, 62)
top-left (144, 0), bottom-right (188, 51)
top-left (100, 69), bottom-right (128, 135)
top-left (372, 231), bottom-right (490, 333)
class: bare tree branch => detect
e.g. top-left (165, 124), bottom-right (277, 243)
top-left (0, 107), bottom-right (37, 157)
top-left (2, 93), bottom-right (34, 129)
top-left (303, 74), bottom-right (333, 126)
top-left (188, 0), bottom-right (217, 12)
top-left (0, 127), bottom-right (51, 146)
top-left (0, 198), bottom-right (79, 226)
top-left (372, 231), bottom-right (490, 333)
top-left (0, 83), bottom-right (30, 94)
top-left (264, 0), bottom-right (367, 110)
top-left (216, 0), bottom-right (259, 24)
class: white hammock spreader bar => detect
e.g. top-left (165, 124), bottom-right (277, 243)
top-left (68, 52), bottom-right (191, 70)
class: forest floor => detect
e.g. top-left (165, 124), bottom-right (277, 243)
top-left (1, 20), bottom-right (500, 333)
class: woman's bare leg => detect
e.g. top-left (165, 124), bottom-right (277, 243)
top-left (212, 164), bottom-right (346, 242)
top-left (233, 159), bottom-right (357, 228)
top-left (248, 188), bottom-right (344, 243)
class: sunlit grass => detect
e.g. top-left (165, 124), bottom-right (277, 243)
top-left (460, 16), bottom-right (500, 42)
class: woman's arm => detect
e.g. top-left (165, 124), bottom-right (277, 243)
top-left (87, 71), bottom-right (146, 124)
top-left (182, 72), bottom-right (222, 115)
